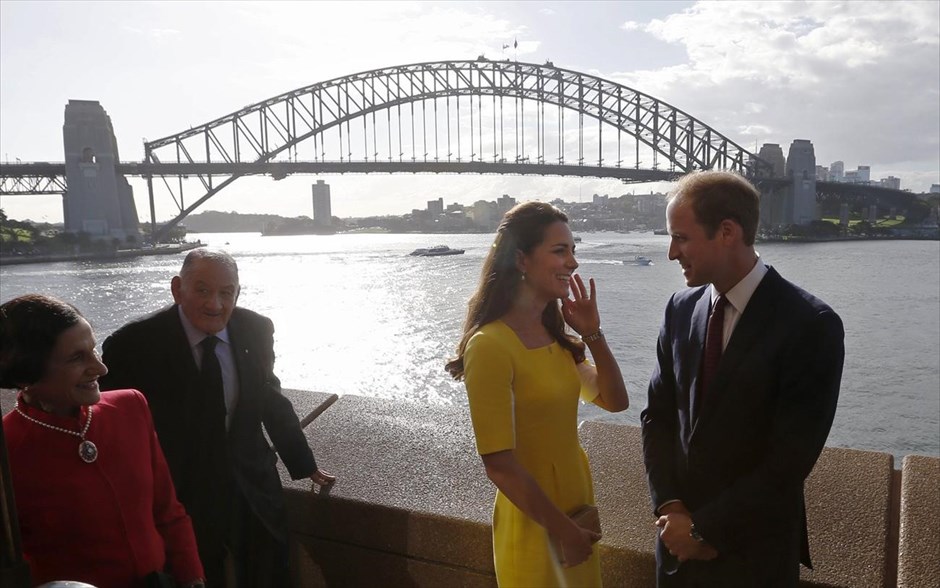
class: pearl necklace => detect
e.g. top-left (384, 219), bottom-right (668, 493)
top-left (14, 400), bottom-right (98, 463)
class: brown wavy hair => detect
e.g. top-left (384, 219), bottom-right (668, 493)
top-left (445, 201), bottom-right (585, 380)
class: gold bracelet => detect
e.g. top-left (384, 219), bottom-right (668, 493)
top-left (582, 329), bottom-right (604, 343)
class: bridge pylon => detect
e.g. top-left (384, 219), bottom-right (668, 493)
top-left (62, 100), bottom-right (140, 241)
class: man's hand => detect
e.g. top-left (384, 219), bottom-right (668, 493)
top-left (310, 469), bottom-right (336, 487)
top-left (655, 512), bottom-right (718, 562)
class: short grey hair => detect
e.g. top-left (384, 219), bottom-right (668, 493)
top-left (179, 248), bottom-right (239, 282)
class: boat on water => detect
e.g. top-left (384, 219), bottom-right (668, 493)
top-left (653, 228), bottom-right (668, 235)
top-left (409, 245), bottom-right (465, 257)
top-left (573, 235), bottom-right (582, 243)
top-left (625, 255), bottom-right (653, 266)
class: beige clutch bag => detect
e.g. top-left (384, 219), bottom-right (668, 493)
top-left (552, 504), bottom-right (602, 564)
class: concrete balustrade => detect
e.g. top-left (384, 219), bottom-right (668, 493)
top-left (282, 393), bottom-right (936, 588)
top-left (0, 387), bottom-right (937, 587)
top-left (897, 455), bottom-right (940, 587)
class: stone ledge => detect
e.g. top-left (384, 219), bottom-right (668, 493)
top-left (280, 388), bottom-right (338, 427)
top-left (282, 395), bottom-right (903, 588)
top-left (290, 534), bottom-right (496, 588)
top-left (897, 454), bottom-right (940, 588)
top-left (800, 446), bottom-right (894, 587)
top-left (280, 394), bottom-right (495, 573)
top-left (0, 388), bottom-right (18, 415)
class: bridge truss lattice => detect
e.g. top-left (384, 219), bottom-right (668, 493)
top-left (143, 59), bottom-right (773, 240)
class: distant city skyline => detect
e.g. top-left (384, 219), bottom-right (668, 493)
top-left (1, 1), bottom-right (938, 223)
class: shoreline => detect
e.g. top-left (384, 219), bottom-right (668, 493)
top-left (0, 240), bottom-right (204, 267)
top-left (757, 233), bottom-right (939, 243)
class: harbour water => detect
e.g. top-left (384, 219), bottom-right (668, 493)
top-left (1, 231), bottom-right (937, 460)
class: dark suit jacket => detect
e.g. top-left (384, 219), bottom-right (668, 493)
top-left (100, 305), bottom-right (317, 568)
top-left (641, 267), bottom-right (844, 587)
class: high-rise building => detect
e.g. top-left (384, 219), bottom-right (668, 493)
top-left (427, 198), bottom-right (444, 215)
top-left (829, 161), bottom-right (845, 182)
top-left (929, 184), bottom-right (940, 194)
top-left (497, 194), bottom-right (516, 215)
top-left (62, 100), bottom-right (140, 240)
top-left (857, 166), bottom-right (871, 183)
top-left (312, 180), bottom-right (331, 226)
top-left (815, 166), bottom-right (830, 182)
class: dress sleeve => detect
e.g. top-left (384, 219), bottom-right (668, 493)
top-left (576, 358), bottom-right (601, 403)
top-left (464, 331), bottom-right (515, 456)
top-left (136, 390), bottom-right (205, 584)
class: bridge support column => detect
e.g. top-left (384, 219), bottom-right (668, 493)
top-left (62, 100), bottom-right (140, 242)
top-left (785, 139), bottom-right (818, 226)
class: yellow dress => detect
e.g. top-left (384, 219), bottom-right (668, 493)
top-left (464, 320), bottom-right (601, 588)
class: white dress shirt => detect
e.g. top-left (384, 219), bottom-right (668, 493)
top-left (178, 307), bottom-right (240, 431)
top-left (710, 257), bottom-right (768, 351)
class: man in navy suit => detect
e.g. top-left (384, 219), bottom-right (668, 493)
top-left (641, 171), bottom-right (844, 587)
top-left (101, 249), bottom-right (335, 587)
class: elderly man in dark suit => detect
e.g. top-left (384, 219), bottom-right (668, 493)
top-left (101, 248), bottom-right (335, 588)
top-left (641, 171), bottom-right (845, 587)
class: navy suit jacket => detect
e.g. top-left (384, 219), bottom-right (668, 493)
top-left (100, 305), bottom-right (317, 567)
top-left (641, 267), bottom-right (844, 587)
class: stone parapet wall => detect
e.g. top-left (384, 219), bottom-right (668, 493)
top-left (0, 388), bottom-right (936, 586)
top-left (280, 392), bottom-right (939, 588)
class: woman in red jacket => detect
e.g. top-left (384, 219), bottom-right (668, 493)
top-left (0, 294), bottom-right (205, 588)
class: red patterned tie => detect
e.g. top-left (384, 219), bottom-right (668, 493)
top-left (700, 294), bottom-right (728, 402)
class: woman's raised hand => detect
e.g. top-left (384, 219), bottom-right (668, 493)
top-left (561, 274), bottom-right (601, 337)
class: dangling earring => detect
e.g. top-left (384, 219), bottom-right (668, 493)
top-left (521, 271), bottom-right (526, 282)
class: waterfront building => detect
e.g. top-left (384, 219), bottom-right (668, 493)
top-left (880, 176), bottom-right (901, 190)
top-left (496, 194), bottom-right (516, 215)
top-left (857, 165), bottom-right (871, 183)
top-left (816, 165), bottom-right (830, 182)
top-left (427, 198), bottom-right (444, 215)
top-left (785, 139), bottom-right (818, 225)
top-left (312, 180), bottom-right (331, 226)
top-left (62, 100), bottom-right (140, 241)
top-left (930, 183), bottom-right (940, 194)
top-left (472, 200), bottom-right (498, 229)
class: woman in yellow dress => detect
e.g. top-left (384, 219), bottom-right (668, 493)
top-left (446, 201), bottom-right (629, 587)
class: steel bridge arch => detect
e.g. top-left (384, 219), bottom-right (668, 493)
top-left (144, 59), bottom-right (772, 241)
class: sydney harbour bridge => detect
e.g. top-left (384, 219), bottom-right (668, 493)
top-left (0, 59), bottom-right (920, 243)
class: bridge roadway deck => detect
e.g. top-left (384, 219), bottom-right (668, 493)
top-left (0, 160), bottom-right (690, 182)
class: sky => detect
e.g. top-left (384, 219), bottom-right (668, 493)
top-left (1, 0), bottom-right (938, 223)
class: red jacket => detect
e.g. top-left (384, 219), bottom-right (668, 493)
top-left (4, 389), bottom-right (204, 587)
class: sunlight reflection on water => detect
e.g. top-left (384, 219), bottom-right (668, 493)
top-left (1, 232), bottom-right (937, 458)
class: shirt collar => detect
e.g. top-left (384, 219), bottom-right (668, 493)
top-left (710, 256), bottom-right (768, 314)
top-left (176, 305), bottom-right (231, 348)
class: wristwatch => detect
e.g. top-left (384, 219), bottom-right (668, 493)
top-left (689, 523), bottom-right (705, 543)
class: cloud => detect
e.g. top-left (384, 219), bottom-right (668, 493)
top-left (612, 1), bottom-right (939, 185)
top-left (621, 21), bottom-right (642, 31)
top-left (121, 25), bottom-right (180, 41)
